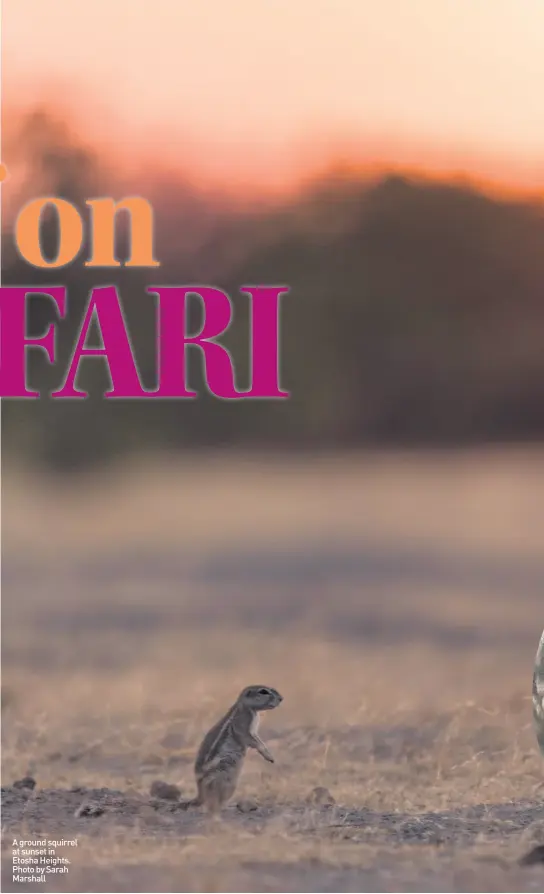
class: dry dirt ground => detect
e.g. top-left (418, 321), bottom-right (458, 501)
top-left (1, 450), bottom-right (544, 892)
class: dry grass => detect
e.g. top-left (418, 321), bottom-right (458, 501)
top-left (2, 450), bottom-right (543, 891)
top-left (2, 635), bottom-right (542, 807)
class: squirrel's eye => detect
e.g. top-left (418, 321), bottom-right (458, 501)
top-left (258, 688), bottom-right (269, 695)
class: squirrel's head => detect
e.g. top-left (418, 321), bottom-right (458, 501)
top-left (238, 685), bottom-right (283, 710)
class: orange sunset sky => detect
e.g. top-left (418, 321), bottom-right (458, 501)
top-left (2, 0), bottom-right (544, 196)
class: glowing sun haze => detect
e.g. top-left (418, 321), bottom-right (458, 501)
top-left (3, 0), bottom-right (544, 195)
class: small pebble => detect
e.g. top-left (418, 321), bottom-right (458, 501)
top-left (236, 798), bottom-right (259, 813)
top-left (305, 786), bottom-right (336, 807)
top-left (75, 802), bottom-right (104, 818)
top-left (149, 780), bottom-right (181, 801)
top-left (13, 777), bottom-right (36, 791)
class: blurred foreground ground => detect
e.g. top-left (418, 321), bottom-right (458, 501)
top-left (1, 449), bottom-right (543, 892)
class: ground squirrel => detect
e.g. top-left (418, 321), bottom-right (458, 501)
top-left (533, 628), bottom-right (544, 757)
top-left (179, 685), bottom-right (283, 814)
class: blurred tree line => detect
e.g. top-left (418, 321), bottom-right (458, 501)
top-left (2, 108), bottom-right (544, 473)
